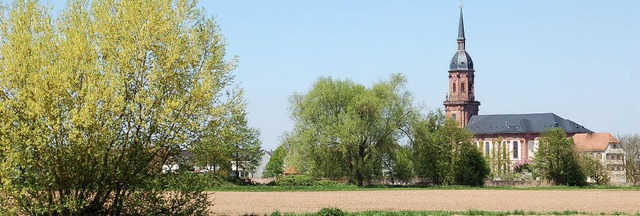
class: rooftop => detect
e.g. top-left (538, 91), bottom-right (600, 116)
top-left (467, 113), bottom-right (592, 135)
top-left (573, 132), bottom-right (620, 152)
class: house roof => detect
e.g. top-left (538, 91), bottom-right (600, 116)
top-left (283, 166), bottom-right (299, 175)
top-left (573, 132), bottom-right (620, 152)
top-left (467, 113), bottom-right (592, 135)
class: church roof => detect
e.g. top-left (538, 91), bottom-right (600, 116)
top-left (450, 51), bottom-right (473, 70)
top-left (467, 113), bottom-right (592, 135)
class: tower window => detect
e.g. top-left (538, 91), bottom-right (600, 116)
top-left (460, 82), bottom-right (465, 93)
top-left (452, 114), bottom-right (457, 121)
top-left (452, 83), bottom-right (456, 93)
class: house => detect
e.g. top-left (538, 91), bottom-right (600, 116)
top-left (250, 150), bottom-right (273, 178)
top-left (573, 132), bottom-right (626, 183)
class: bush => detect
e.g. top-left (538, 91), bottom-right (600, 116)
top-left (316, 207), bottom-right (345, 216)
top-left (276, 175), bottom-right (317, 186)
top-left (316, 179), bottom-right (343, 186)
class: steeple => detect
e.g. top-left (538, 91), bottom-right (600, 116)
top-left (458, 8), bottom-right (465, 41)
top-left (449, 5), bottom-right (473, 71)
top-left (444, 3), bottom-right (480, 128)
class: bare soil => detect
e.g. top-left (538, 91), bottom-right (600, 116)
top-left (208, 190), bottom-right (640, 215)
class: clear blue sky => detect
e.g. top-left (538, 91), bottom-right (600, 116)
top-left (26, 1), bottom-right (640, 150)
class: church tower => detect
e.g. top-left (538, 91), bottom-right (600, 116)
top-left (444, 6), bottom-right (480, 127)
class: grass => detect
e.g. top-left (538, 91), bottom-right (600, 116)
top-left (207, 184), bottom-right (640, 192)
top-left (269, 208), bottom-right (639, 216)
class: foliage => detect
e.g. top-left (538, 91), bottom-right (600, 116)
top-left (578, 155), bottom-right (609, 185)
top-left (230, 126), bottom-right (262, 178)
top-left (264, 145), bottom-right (287, 177)
top-left (455, 142), bottom-right (491, 186)
top-left (315, 207), bottom-right (346, 216)
top-left (387, 145), bottom-right (415, 184)
top-left (533, 128), bottom-right (587, 186)
top-left (619, 134), bottom-right (640, 185)
top-left (284, 74), bottom-right (416, 186)
top-left (489, 137), bottom-right (512, 179)
top-left (276, 175), bottom-right (318, 186)
top-left (412, 111), bottom-right (490, 186)
top-left (191, 104), bottom-right (262, 178)
top-left (0, 0), bottom-right (242, 214)
top-left (513, 159), bottom-right (532, 173)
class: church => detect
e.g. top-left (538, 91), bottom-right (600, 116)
top-left (441, 6), bottom-right (626, 180)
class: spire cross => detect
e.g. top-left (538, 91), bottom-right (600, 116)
top-left (459, 0), bottom-right (464, 9)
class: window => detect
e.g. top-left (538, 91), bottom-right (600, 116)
top-left (452, 83), bottom-right (457, 93)
top-left (460, 82), bottom-right (466, 93)
top-left (512, 141), bottom-right (520, 159)
top-left (485, 142), bottom-right (491, 155)
top-left (452, 114), bottom-right (457, 121)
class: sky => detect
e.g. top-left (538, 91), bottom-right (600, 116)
top-left (16, 1), bottom-right (640, 150)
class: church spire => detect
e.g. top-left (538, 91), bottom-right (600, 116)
top-left (458, 7), bottom-right (465, 41)
top-left (449, 3), bottom-right (473, 71)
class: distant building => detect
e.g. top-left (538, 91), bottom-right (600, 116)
top-left (468, 113), bottom-right (591, 162)
top-left (251, 150), bottom-right (273, 178)
top-left (443, 6), bottom-right (621, 183)
top-left (573, 133), bottom-right (627, 183)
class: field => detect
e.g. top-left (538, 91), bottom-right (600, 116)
top-left (209, 189), bottom-right (640, 215)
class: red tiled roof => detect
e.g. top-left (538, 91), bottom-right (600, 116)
top-left (573, 132), bottom-right (620, 152)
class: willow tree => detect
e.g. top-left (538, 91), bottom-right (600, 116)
top-left (0, 0), bottom-right (242, 214)
top-left (285, 74), bottom-right (416, 186)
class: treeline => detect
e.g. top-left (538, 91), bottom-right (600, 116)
top-left (263, 74), bottom-right (490, 186)
top-left (264, 74), bottom-right (640, 187)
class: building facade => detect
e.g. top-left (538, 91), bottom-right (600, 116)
top-left (573, 133), bottom-right (627, 183)
top-left (467, 113), bottom-right (592, 163)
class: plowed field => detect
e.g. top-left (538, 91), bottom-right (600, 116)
top-left (209, 190), bottom-right (640, 215)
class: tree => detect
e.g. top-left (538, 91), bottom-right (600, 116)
top-left (0, 0), bottom-right (242, 214)
top-left (285, 74), bottom-right (416, 186)
top-left (490, 137), bottom-right (512, 179)
top-left (387, 145), bottom-right (414, 184)
top-left (230, 125), bottom-right (262, 178)
top-left (263, 145), bottom-right (287, 178)
top-left (533, 128), bottom-right (587, 186)
top-left (455, 141), bottom-right (491, 186)
top-left (578, 154), bottom-right (609, 185)
top-left (619, 134), bottom-right (640, 185)
top-left (412, 111), bottom-right (489, 186)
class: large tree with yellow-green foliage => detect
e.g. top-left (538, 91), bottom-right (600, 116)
top-left (0, 0), bottom-right (245, 214)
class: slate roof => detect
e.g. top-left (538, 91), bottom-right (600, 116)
top-left (467, 113), bottom-right (592, 135)
top-left (450, 51), bottom-right (474, 70)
